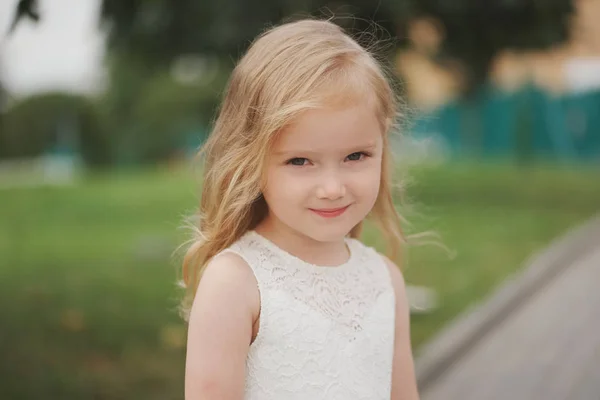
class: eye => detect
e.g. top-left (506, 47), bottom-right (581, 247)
top-left (287, 157), bottom-right (309, 166)
top-left (346, 152), bottom-right (368, 162)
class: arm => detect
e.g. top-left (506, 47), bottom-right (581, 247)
top-left (382, 255), bottom-right (420, 400)
top-left (185, 252), bottom-right (260, 400)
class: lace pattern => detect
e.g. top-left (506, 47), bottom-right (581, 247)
top-left (219, 230), bottom-right (396, 400)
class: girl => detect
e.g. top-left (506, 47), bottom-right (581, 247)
top-left (182, 18), bottom-right (420, 400)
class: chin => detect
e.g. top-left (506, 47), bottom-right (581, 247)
top-left (301, 224), bottom-right (355, 243)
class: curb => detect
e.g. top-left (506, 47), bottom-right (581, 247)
top-left (415, 214), bottom-right (600, 392)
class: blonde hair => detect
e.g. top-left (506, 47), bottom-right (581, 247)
top-left (181, 18), bottom-right (405, 317)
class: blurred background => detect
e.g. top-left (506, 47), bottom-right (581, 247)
top-left (1, 0), bottom-right (599, 399)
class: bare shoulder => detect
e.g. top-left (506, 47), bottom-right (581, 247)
top-left (190, 251), bottom-right (259, 320)
top-left (379, 253), bottom-right (421, 399)
top-left (200, 251), bottom-right (257, 289)
top-left (185, 251), bottom-right (260, 398)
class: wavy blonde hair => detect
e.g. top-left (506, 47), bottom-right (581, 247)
top-left (181, 18), bottom-right (405, 317)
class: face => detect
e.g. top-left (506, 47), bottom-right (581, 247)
top-left (260, 103), bottom-right (383, 244)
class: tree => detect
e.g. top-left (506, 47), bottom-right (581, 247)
top-left (6, 0), bottom-right (40, 35)
top-left (98, 0), bottom-right (573, 93)
top-left (10, 0), bottom-right (574, 94)
top-left (1, 92), bottom-right (112, 166)
top-left (99, 0), bottom-right (398, 70)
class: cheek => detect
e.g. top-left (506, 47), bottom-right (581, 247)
top-left (353, 164), bottom-right (381, 199)
top-left (263, 168), bottom-right (307, 206)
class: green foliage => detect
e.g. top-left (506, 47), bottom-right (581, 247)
top-left (99, 0), bottom-right (573, 94)
top-left (99, 0), bottom-right (400, 70)
top-left (0, 57), bottom-right (226, 167)
top-left (1, 92), bottom-right (112, 167)
top-left (99, 53), bottom-right (227, 164)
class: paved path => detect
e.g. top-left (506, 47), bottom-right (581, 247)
top-left (421, 245), bottom-right (600, 400)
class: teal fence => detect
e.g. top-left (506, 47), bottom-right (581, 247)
top-left (410, 85), bottom-right (600, 162)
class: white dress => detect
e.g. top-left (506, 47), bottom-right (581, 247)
top-left (218, 230), bottom-right (396, 400)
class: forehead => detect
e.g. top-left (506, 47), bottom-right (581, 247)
top-left (272, 104), bottom-right (383, 154)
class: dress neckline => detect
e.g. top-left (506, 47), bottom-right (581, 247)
top-left (247, 230), bottom-right (357, 272)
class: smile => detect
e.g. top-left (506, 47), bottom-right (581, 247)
top-left (309, 205), bottom-right (350, 218)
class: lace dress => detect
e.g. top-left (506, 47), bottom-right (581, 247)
top-left (217, 230), bottom-right (396, 400)
top-left (218, 231), bottom-right (395, 400)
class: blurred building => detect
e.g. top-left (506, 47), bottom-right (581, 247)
top-left (397, 0), bottom-right (600, 105)
top-left (394, 1), bottom-right (600, 162)
top-left (492, 0), bottom-right (600, 95)
top-left (395, 17), bottom-right (463, 111)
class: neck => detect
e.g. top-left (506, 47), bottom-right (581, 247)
top-left (254, 215), bottom-right (350, 267)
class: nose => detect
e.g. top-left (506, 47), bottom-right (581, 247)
top-left (315, 170), bottom-right (346, 200)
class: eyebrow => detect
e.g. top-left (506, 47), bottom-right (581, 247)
top-left (274, 142), bottom-right (378, 157)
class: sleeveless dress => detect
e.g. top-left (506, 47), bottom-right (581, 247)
top-left (218, 230), bottom-right (396, 400)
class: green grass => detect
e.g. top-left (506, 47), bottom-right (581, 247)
top-left (1, 162), bottom-right (598, 399)
top-left (391, 162), bottom-right (600, 349)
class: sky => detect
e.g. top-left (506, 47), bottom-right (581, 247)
top-left (0, 0), bottom-right (105, 96)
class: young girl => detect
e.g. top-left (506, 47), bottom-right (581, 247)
top-left (182, 18), bottom-right (420, 400)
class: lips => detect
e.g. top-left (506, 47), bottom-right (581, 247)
top-left (309, 205), bottom-right (350, 218)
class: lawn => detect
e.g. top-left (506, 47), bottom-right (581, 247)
top-left (1, 162), bottom-right (598, 399)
